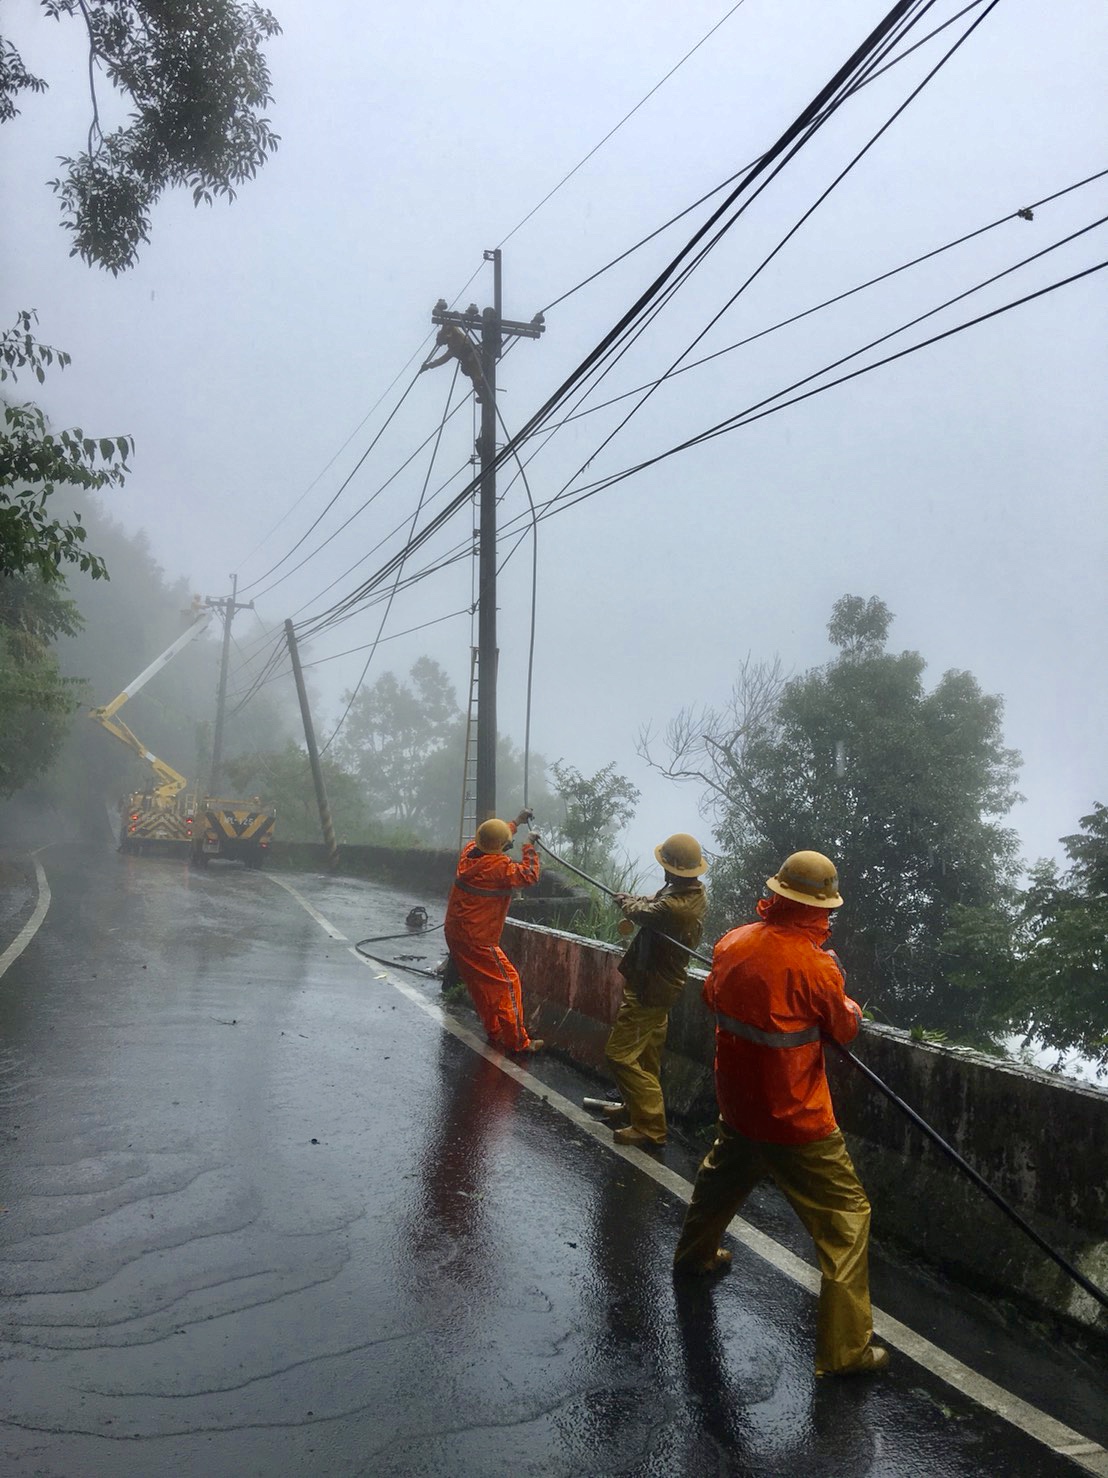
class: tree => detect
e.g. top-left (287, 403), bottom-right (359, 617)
top-left (546, 761), bottom-right (640, 878)
top-left (3, 0), bottom-right (281, 273)
top-left (637, 653), bottom-right (786, 822)
top-left (1009, 805), bottom-right (1108, 1074)
top-left (2, 314), bottom-right (131, 583)
top-left (0, 572), bottom-right (84, 796)
top-left (334, 659), bottom-right (462, 835)
top-left (224, 742), bottom-right (381, 844)
top-left (650, 596), bottom-right (1023, 1039)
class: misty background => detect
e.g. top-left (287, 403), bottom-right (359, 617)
top-left (2, 0), bottom-right (1105, 878)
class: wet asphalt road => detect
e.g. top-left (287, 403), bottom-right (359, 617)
top-left (0, 842), bottom-right (1105, 1477)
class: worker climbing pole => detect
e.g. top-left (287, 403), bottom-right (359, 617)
top-left (421, 251), bottom-right (544, 824)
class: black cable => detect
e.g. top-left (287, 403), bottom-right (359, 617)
top-left (241, 5), bottom-right (965, 643)
top-left (240, 250), bottom-right (494, 596)
top-left (248, 398), bottom-right (473, 607)
top-left (318, 365), bottom-right (460, 756)
top-left (539, 0), bottom-right (987, 315)
top-left (292, 611), bottom-right (471, 673)
top-left (354, 942), bottom-right (442, 980)
top-left (241, 209), bottom-right (1102, 666)
top-left (546, 0), bottom-right (998, 514)
top-left (239, 366), bottom-right (427, 595)
top-left (535, 168), bottom-right (1108, 435)
top-left (530, 257), bottom-right (1108, 526)
top-left (475, 2), bottom-right (926, 483)
top-left (238, 331), bottom-right (438, 571)
top-left (830, 1041), bottom-right (1108, 1310)
top-left (440, 1), bottom-right (948, 529)
top-left (289, 339), bottom-right (522, 642)
top-left (499, 1), bottom-right (750, 251)
top-left (287, 458), bottom-right (472, 626)
top-left (274, 1), bottom-right (926, 649)
top-left (256, 2), bottom-right (978, 659)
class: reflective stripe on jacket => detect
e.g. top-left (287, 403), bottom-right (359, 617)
top-left (705, 894), bottom-right (862, 1145)
top-left (444, 821), bottom-right (540, 948)
top-left (618, 880), bottom-right (707, 1008)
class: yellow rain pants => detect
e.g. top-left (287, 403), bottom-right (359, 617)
top-left (674, 1119), bottom-right (873, 1374)
top-left (604, 987), bottom-right (670, 1143)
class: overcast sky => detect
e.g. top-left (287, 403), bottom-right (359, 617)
top-left (3, 0), bottom-right (1106, 878)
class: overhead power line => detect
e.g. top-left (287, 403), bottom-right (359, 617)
top-left (539, 0), bottom-right (990, 315)
top-left (527, 257), bottom-right (1108, 524)
top-left (317, 367), bottom-right (460, 756)
top-left (536, 0), bottom-right (1003, 511)
top-left (533, 168), bottom-right (1108, 435)
top-left (290, 0), bottom-right (934, 645)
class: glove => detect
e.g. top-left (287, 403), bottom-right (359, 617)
top-left (514, 808), bottom-right (534, 828)
top-left (527, 830), bottom-right (541, 846)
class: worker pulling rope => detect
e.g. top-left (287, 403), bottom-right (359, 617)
top-left (535, 837), bottom-right (1108, 1313)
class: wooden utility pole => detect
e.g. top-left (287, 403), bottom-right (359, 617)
top-left (207, 574), bottom-right (254, 794)
top-left (285, 620), bottom-right (340, 871)
top-left (430, 249), bottom-right (543, 823)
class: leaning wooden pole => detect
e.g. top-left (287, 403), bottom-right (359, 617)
top-left (285, 620), bottom-right (339, 872)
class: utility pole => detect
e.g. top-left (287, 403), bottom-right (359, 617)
top-left (430, 249), bottom-right (544, 823)
top-left (285, 620), bottom-right (339, 871)
top-left (206, 574), bottom-right (254, 794)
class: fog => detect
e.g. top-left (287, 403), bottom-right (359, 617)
top-left (2, 0), bottom-right (1105, 875)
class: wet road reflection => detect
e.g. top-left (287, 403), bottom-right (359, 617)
top-left (0, 848), bottom-right (1101, 1476)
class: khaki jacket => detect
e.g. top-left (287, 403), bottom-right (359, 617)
top-left (618, 880), bottom-right (707, 1008)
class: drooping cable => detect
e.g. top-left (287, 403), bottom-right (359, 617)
top-left (318, 365), bottom-right (460, 757)
top-left (488, 400), bottom-right (541, 808)
top-left (274, 1), bottom-right (929, 647)
top-left (239, 366), bottom-right (428, 595)
top-left (545, 0), bottom-right (1000, 514)
top-left (238, 332), bottom-right (436, 571)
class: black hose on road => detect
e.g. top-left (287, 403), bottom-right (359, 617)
top-left (354, 915), bottom-right (445, 980)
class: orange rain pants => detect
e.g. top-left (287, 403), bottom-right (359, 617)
top-left (444, 825), bottom-right (540, 1053)
top-left (447, 938), bottom-right (531, 1051)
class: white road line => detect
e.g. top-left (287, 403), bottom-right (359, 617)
top-left (0, 860), bottom-right (51, 981)
top-left (263, 873), bottom-right (349, 941)
top-left (270, 874), bottom-right (1108, 1478)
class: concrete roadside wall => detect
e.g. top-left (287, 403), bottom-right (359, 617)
top-left (502, 918), bottom-right (1108, 1340)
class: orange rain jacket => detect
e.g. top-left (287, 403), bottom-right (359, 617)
top-left (444, 823), bottom-right (540, 1051)
top-left (444, 822), bottom-right (540, 946)
top-left (704, 894), bottom-right (862, 1146)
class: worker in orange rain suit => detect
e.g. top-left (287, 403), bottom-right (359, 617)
top-left (444, 810), bottom-right (544, 1054)
top-left (673, 849), bottom-right (889, 1377)
top-left (602, 833), bottom-right (709, 1149)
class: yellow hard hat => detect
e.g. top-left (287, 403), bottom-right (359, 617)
top-left (766, 850), bottom-right (843, 908)
top-left (475, 818), bottom-right (512, 853)
top-left (654, 832), bottom-right (707, 877)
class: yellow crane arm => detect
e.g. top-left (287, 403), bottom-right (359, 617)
top-left (91, 714), bottom-right (190, 800)
top-left (89, 610), bottom-right (213, 799)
